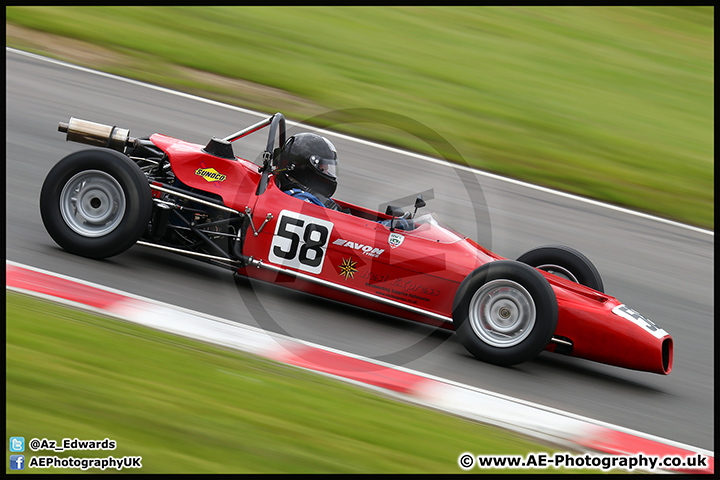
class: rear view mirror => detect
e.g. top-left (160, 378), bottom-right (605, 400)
top-left (412, 195), bottom-right (426, 218)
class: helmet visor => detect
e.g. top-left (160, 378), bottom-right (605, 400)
top-left (309, 155), bottom-right (338, 179)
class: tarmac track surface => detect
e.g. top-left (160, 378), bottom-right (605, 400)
top-left (5, 49), bottom-right (714, 451)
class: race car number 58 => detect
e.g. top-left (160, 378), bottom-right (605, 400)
top-left (612, 304), bottom-right (668, 339)
top-left (268, 210), bottom-right (334, 274)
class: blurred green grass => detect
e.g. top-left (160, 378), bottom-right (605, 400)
top-left (6, 292), bottom-right (608, 473)
top-left (5, 6), bottom-right (713, 228)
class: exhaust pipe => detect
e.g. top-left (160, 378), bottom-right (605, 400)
top-left (58, 117), bottom-right (136, 152)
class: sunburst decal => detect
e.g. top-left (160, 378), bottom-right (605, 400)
top-left (338, 257), bottom-right (358, 280)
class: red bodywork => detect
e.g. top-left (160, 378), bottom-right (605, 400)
top-left (150, 133), bottom-right (673, 375)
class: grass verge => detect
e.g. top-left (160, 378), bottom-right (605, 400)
top-left (5, 6), bottom-right (713, 229)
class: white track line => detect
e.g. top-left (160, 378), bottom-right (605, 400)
top-left (7, 47), bottom-right (712, 236)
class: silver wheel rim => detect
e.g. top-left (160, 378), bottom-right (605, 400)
top-left (536, 263), bottom-right (579, 283)
top-left (60, 170), bottom-right (126, 237)
top-left (468, 279), bottom-right (536, 348)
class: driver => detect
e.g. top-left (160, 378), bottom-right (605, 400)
top-left (274, 132), bottom-right (341, 210)
top-left (273, 132), bottom-right (414, 230)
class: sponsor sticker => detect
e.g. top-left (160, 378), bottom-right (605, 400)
top-left (195, 167), bottom-right (227, 182)
top-left (388, 232), bottom-right (404, 249)
top-left (332, 238), bottom-right (384, 258)
top-left (338, 258), bottom-right (358, 280)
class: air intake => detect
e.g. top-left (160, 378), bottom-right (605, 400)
top-left (203, 137), bottom-right (235, 160)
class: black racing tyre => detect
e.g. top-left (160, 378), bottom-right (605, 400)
top-left (40, 149), bottom-right (152, 259)
top-left (453, 260), bottom-right (558, 366)
top-left (516, 245), bottom-right (604, 293)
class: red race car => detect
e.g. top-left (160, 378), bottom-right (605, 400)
top-left (40, 113), bottom-right (672, 374)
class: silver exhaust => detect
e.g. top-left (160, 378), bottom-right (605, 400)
top-left (58, 117), bottom-right (136, 152)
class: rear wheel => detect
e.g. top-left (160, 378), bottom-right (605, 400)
top-left (40, 149), bottom-right (152, 259)
top-left (517, 245), bottom-right (604, 292)
top-left (453, 260), bottom-right (558, 366)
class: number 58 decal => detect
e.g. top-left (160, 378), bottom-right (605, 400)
top-left (268, 210), bottom-right (334, 274)
top-left (612, 304), bottom-right (668, 339)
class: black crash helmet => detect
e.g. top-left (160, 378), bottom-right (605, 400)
top-left (275, 132), bottom-right (338, 198)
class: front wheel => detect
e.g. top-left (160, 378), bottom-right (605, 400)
top-left (453, 260), bottom-right (558, 366)
top-left (40, 149), bottom-right (152, 259)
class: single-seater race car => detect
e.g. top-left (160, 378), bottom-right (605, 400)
top-left (40, 113), bottom-right (673, 374)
